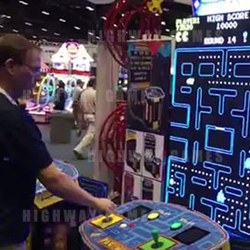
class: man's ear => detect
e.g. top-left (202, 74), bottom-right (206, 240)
top-left (4, 59), bottom-right (15, 75)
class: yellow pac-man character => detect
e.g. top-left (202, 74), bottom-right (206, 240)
top-left (146, 0), bottom-right (164, 14)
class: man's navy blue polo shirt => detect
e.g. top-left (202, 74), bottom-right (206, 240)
top-left (0, 93), bottom-right (53, 246)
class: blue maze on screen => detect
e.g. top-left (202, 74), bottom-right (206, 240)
top-left (165, 46), bottom-right (250, 238)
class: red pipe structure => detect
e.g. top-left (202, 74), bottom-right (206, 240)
top-left (104, 0), bottom-right (162, 68)
top-left (99, 102), bottom-right (127, 193)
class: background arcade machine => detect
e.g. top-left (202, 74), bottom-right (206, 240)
top-left (165, 0), bottom-right (250, 248)
top-left (26, 63), bottom-right (56, 123)
top-left (51, 41), bottom-right (94, 112)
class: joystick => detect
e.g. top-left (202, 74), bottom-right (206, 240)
top-left (102, 215), bottom-right (113, 223)
top-left (151, 229), bottom-right (163, 248)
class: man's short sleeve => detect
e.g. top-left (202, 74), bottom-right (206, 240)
top-left (1, 110), bottom-right (53, 173)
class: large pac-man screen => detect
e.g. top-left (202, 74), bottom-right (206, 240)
top-left (165, 11), bottom-right (250, 238)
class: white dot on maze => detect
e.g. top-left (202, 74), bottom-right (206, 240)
top-left (217, 62), bottom-right (220, 65)
top-left (233, 180), bottom-right (236, 183)
top-left (231, 213), bottom-right (234, 216)
top-left (241, 202), bottom-right (243, 206)
top-left (244, 211), bottom-right (248, 214)
top-left (230, 219), bottom-right (233, 222)
top-left (234, 56), bottom-right (237, 58)
top-left (247, 177), bottom-right (250, 180)
top-left (210, 174), bottom-right (212, 177)
top-left (246, 197), bottom-right (248, 201)
top-left (237, 181), bottom-right (241, 185)
top-left (246, 83), bottom-right (248, 86)
top-left (171, 170), bottom-right (174, 172)
top-left (218, 221), bottom-right (221, 224)
top-left (217, 69), bottom-right (220, 72)
top-left (218, 214), bottom-right (221, 218)
top-left (229, 76), bottom-right (232, 78)
top-left (176, 194), bottom-right (179, 197)
top-left (221, 177), bottom-right (224, 180)
top-left (245, 204), bottom-right (248, 207)
top-left (229, 69), bottom-right (232, 72)
top-left (230, 56), bottom-right (232, 58)
top-left (243, 55), bottom-right (246, 58)
top-left (231, 206), bottom-right (234, 209)
top-left (222, 216), bottom-right (225, 219)
top-left (243, 224), bottom-right (246, 227)
top-left (232, 199), bottom-right (235, 203)
top-left (244, 217), bottom-right (247, 220)
top-left (217, 75), bottom-right (219, 78)
top-left (239, 56), bottom-right (242, 59)
top-left (248, 56), bottom-right (250, 58)
top-left (226, 218), bottom-right (229, 221)
top-left (199, 56), bottom-right (201, 59)
top-left (242, 183), bottom-right (245, 186)
top-left (209, 180), bottom-right (212, 183)
top-left (236, 201), bottom-right (239, 204)
top-left (191, 169), bottom-right (194, 172)
top-left (241, 82), bottom-right (244, 85)
top-left (228, 199), bottom-right (231, 202)
top-left (247, 184), bottom-right (249, 187)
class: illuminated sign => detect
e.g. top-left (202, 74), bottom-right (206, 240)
top-left (193, 0), bottom-right (250, 16)
top-left (175, 11), bottom-right (250, 46)
top-left (66, 42), bottom-right (79, 59)
top-left (99, 237), bottom-right (130, 250)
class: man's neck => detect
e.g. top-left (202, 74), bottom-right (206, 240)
top-left (0, 82), bottom-right (18, 100)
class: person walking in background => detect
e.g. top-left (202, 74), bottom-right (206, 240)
top-left (54, 80), bottom-right (67, 111)
top-left (74, 78), bottom-right (96, 159)
top-left (72, 79), bottom-right (84, 134)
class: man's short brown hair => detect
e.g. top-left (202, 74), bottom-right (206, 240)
top-left (0, 34), bottom-right (40, 67)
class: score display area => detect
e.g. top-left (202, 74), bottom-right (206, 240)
top-left (165, 11), bottom-right (250, 240)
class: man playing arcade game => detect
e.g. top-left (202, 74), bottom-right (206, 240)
top-left (0, 34), bottom-right (116, 249)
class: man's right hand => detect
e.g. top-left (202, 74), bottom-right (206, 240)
top-left (92, 198), bottom-right (117, 215)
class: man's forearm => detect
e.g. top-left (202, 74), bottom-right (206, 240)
top-left (44, 172), bottom-right (98, 208)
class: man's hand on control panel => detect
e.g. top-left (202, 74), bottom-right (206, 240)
top-left (38, 163), bottom-right (117, 214)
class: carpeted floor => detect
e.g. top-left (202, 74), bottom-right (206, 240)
top-left (38, 124), bottom-right (93, 178)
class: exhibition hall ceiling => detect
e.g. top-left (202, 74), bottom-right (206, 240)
top-left (0, 0), bottom-right (191, 42)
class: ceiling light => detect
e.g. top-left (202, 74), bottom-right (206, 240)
top-left (32, 35), bottom-right (37, 39)
top-left (54, 32), bottom-right (60, 36)
top-left (96, 36), bottom-right (100, 40)
top-left (42, 11), bottom-right (50, 15)
top-left (86, 6), bottom-right (94, 11)
top-left (2, 15), bottom-right (11, 19)
top-left (88, 32), bottom-right (94, 36)
top-left (113, 24), bottom-right (118, 27)
top-left (130, 36), bottom-right (135, 39)
top-left (25, 22), bottom-right (32, 26)
top-left (41, 28), bottom-right (47, 32)
top-left (163, 8), bottom-right (170, 12)
top-left (19, 1), bottom-right (28, 5)
top-left (59, 18), bottom-right (66, 22)
top-left (13, 29), bottom-right (18, 33)
top-left (0, 25), bottom-right (3, 28)
top-left (161, 21), bottom-right (166, 26)
top-left (121, 13), bottom-right (125, 17)
top-left (74, 26), bottom-right (81, 30)
top-left (165, 29), bottom-right (170, 32)
top-left (101, 16), bottom-right (107, 20)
